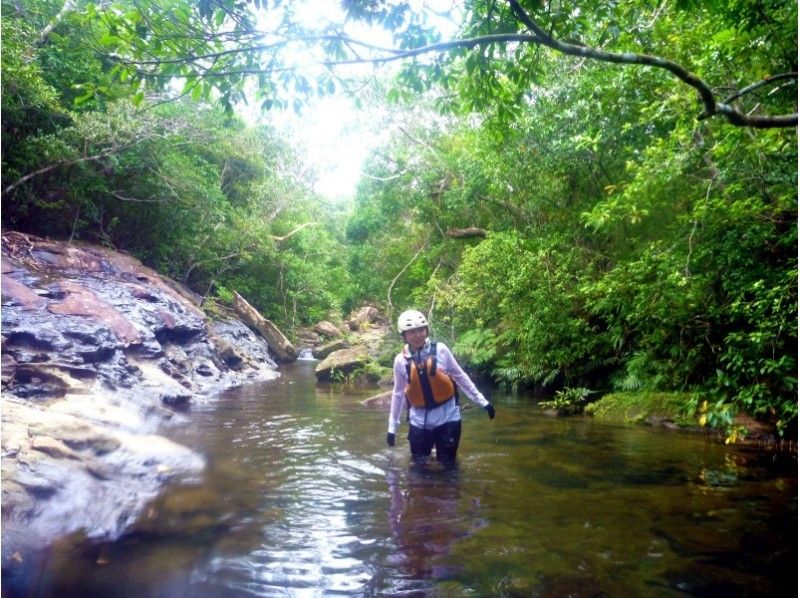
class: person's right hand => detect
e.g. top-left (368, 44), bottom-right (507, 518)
top-left (386, 432), bottom-right (396, 447)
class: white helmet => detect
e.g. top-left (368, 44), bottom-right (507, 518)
top-left (397, 309), bottom-right (428, 333)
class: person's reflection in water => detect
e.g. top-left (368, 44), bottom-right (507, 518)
top-left (386, 464), bottom-right (472, 586)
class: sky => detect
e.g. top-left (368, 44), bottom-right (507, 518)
top-left (248, 1), bottom-right (460, 201)
top-left (269, 94), bottom-right (381, 201)
top-left (245, 3), bottom-right (391, 202)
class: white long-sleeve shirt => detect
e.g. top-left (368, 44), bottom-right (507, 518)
top-left (387, 339), bottom-right (489, 434)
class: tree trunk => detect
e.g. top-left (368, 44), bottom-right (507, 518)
top-left (446, 227), bottom-right (487, 238)
top-left (232, 291), bottom-right (298, 363)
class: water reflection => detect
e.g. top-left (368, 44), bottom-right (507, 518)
top-left (386, 465), bottom-right (470, 585)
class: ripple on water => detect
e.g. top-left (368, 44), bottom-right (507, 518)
top-left (207, 531), bottom-right (374, 594)
top-left (21, 377), bottom-right (793, 598)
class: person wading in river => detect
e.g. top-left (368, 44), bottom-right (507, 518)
top-left (386, 309), bottom-right (495, 466)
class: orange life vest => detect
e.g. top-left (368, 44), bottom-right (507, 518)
top-left (404, 342), bottom-right (457, 409)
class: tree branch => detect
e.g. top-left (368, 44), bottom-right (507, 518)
top-left (506, 0), bottom-right (796, 128)
top-left (387, 235), bottom-right (429, 312)
top-left (101, 0), bottom-right (796, 129)
top-left (35, 0), bottom-right (76, 48)
top-left (3, 145), bottom-right (132, 196)
top-left (183, 250), bottom-right (243, 283)
top-left (426, 258), bottom-right (443, 324)
top-left (269, 221), bottom-right (319, 242)
top-left (360, 170), bottom-right (408, 182)
top-left (107, 190), bottom-right (166, 203)
top-left (446, 227), bottom-right (487, 238)
top-left (724, 72), bottom-right (798, 103)
top-left (134, 20), bottom-right (796, 129)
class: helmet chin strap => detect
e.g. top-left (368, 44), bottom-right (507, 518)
top-left (405, 337), bottom-right (429, 353)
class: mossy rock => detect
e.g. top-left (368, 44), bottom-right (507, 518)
top-left (585, 391), bottom-right (696, 427)
top-left (314, 347), bottom-right (370, 381)
top-left (350, 362), bottom-right (392, 384)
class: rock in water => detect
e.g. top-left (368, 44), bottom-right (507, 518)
top-left (0, 231), bottom-right (279, 560)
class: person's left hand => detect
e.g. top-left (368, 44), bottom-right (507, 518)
top-left (485, 403), bottom-right (496, 420)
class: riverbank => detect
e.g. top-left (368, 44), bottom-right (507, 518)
top-left (1, 232), bottom-right (280, 565)
top-left (586, 391), bottom-right (793, 451)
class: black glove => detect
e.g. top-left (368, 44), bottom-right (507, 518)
top-left (485, 403), bottom-right (496, 420)
top-left (386, 432), bottom-right (396, 447)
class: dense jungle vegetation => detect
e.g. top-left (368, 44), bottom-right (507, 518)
top-left (2, 0), bottom-right (796, 439)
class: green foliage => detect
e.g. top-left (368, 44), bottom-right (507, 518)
top-left (327, 362), bottom-right (391, 385)
top-left (214, 286), bottom-right (235, 305)
top-left (539, 387), bottom-right (591, 415)
top-left (343, 0), bottom-right (796, 439)
top-left (687, 397), bottom-right (749, 444)
top-left (1, 14), bottom-right (69, 173)
top-left (452, 328), bottom-right (498, 369)
top-left (451, 230), bottom-right (609, 387)
top-left (586, 391), bottom-right (697, 427)
top-left (329, 369), bottom-right (346, 383)
top-left (2, 0), bottom-right (357, 327)
top-left (1, 0), bottom-right (796, 442)
top-left (349, 361), bottom-right (392, 384)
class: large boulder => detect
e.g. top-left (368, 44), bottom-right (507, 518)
top-left (314, 347), bottom-right (371, 381)
top-left (1, 397), bottom-right (204, 544)
top-left (0, 231), bottom-right (278, 557)
top-left (346, 305), bottom-right (382, 331)
top-left (312, 338), bottom-right (349, 360)
top-left (313, 320), bottom-right (343, 339)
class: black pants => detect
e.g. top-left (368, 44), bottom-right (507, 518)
top-left (408, 420), bottom-right (462, 465)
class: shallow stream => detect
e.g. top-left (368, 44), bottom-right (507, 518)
top-left (15, 361), bottom-right (798, 596)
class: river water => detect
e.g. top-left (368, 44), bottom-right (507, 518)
top-left (18, 361), bottom-right (797, 596)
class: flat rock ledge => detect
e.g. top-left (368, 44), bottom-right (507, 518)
top-left (1, 232), bottom-right (280, 564)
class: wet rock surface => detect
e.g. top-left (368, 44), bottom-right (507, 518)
top-left (314, 347), bottom-right (372, 381)
top-left (299, 306), bottom-right (397, 386)
top-left (311, 338), bottom-right (350, 360)
top-left (299, 305), bottom-right (395, 364)
top-left (1, 232), bottom-right (279, 559)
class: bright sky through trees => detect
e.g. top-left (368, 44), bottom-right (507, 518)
top-left (252, 0), bottom-right (460, 200)
top-left (271, 94), bottom-right (379, 200)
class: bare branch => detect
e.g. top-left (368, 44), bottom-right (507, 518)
top-left (360, 170), bottom-right (408, 182)
top-left (269, 222), bottom-right (319, 242)
top-left (387, 235), bottom-right (429, 312)
top-left (723, 72), bottom-right (798, 103)
top-left (108, 190), bottom-right (166, 203)
top-left (3, 145), bottom-right (126, 196)
top-left (426, 258), bottom-right (443, 323)
top-left (711, 103), bottom-right (798, 128)
top-left (183, 250), bottom-right (244, 283)
top-left (108, 33), bottom-right (415, 68)
top-left (35, 0), bottom-right (77, 48)
top-left (396, 124), bottom-right (446, 166)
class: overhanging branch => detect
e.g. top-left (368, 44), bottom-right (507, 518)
top-left (101, 0), bottom-right (796, 129)
top-left (269, 222), bottom-right (319, 242)
top-left (446, 227), bottom-right (487, 238)
top-left (506, 0), bottom-right (796, 128)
